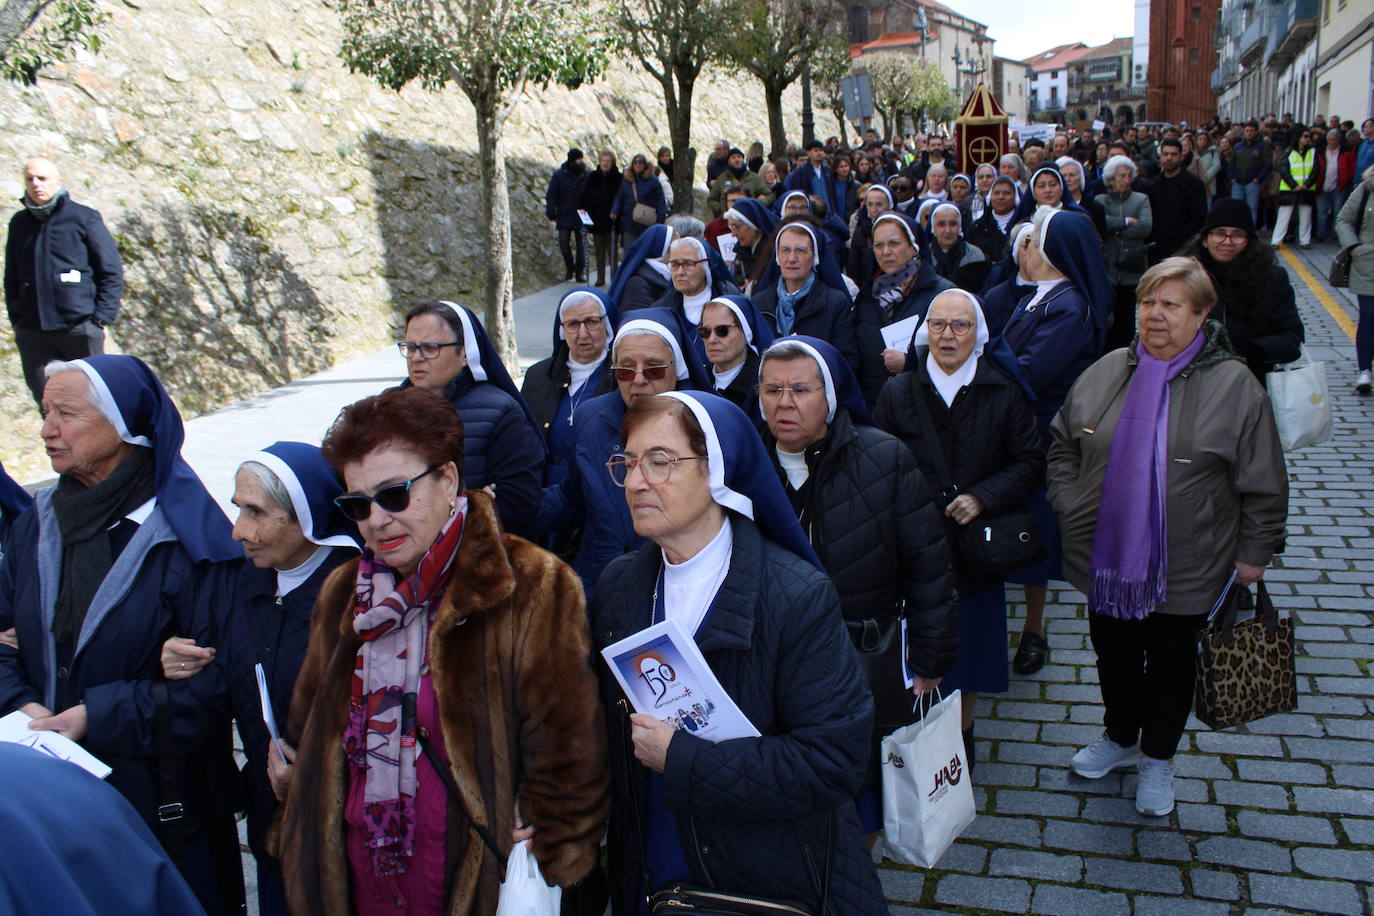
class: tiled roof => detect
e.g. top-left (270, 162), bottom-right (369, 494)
top-left (1026, 42), bottom-right (1092, 71)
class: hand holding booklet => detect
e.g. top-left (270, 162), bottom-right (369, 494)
top-left (601, 618), bottom-right (759, 742)
top-left (256, 662), bottom-right (287, 760)
top-left (0, 710), bottom-right (112, 779)
top-left (880, 313), bottom-right (922, 354)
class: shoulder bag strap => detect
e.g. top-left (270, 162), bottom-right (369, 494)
top-left (417, 730), bottom-right (509, 869)
top-left (1170, 369), bottom-right (1201, 464)
top-left (151, 680), bottom-right (186, 863)
top-left (1358, 186), bottom-right (1370, 237)
top-left (908, 376), bottom-right (957, 502)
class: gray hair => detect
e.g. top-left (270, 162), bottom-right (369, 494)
top-left (1103, 154), bottom-right (1137, 181)
top-left (236, 460), bottom-right (297, 522)
top-left (758, 340), bottom-right (823, 379)
top-left (42, 360), bottom-right (102, 412)
top-left (613, 329), bottom-right (675, 363)
top-left (927, 164), bottom-right (948, 179)
top-left (666, 213), bottom-right (705, 238)
top-left (1328, 129), bottom-right (1343, 142)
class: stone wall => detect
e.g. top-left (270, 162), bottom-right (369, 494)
top-left (0, 0), bottom-right (803, 480)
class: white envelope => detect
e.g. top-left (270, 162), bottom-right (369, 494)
top-left (59, 270), bottom-right (82, 283)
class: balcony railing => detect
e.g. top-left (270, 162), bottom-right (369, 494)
top-left (1266, 0), bottom-right (1318, 69)
top-left (1238, 17), bottom-right (1266, 65)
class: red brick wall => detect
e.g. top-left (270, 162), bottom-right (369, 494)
top-left (1148, 0), bottom-right (1221, 124)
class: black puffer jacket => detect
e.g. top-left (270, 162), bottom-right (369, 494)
top-left (752, 280), bottom-right (860, 374)
top-left (617, 264), bottom-right (671, 313)
top-left (874, 354), bottom-right (1046, 590)
top-left (767, 409), bottom-right (958, 678)
top-left (592, 516), bottom-right (886, 916)
top-left (853, 257), bottom-right (955, 406)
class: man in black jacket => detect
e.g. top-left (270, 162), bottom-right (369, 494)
top-left (1144, 138), bottom-right (1207, 264)
top-left (5, 158), bottom-right (124, 405)
top-left (545, 148), bottom-right (590, 281)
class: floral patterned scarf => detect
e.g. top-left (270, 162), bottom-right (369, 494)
top-left (343, 497), bottom-right (466, 875)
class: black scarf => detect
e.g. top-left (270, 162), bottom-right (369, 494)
top-left (22, 187), bottom-right (67, 223)
top-left (930, 239), bottom-right (967, 279)
top-left (50, 447), bottom-right (157, 644)
top-left (872, 255), bottom-right (923, 320)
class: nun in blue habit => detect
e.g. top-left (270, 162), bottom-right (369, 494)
top-left (0, 354), bottom-right (245, 914)
top-left (0, 742), bottom-right (207, 916)
top-left (698, 294), bottom-right (773, 423)
top-left (590, 391), bottom-right (886, 916)
top-left (0, 459), bottom-right (33, 556)
top-left (722, 198), bottom-right (779, 292)
top-left (1009, 165), bottom-right (1093, 227)
top-left (520, 287), bottom-right (621, 490)
top-left (608, 224), bottom-right (675, 313)
top-left (532, 308), bottom-right (705, 597)
top-left (398, 300), bottom-right (545, 536)
top-left (160, 441), bottom-right (361, 916)
top-left (774, 188), bottom-right (850, 266)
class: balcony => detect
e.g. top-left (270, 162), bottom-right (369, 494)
top-left (1237, 17), bottom-right (1267, 66)
top-left (1266, 0), bottom-right (1319, 69)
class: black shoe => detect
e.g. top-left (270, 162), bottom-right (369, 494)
top-left (563, 269), bottom-right (575, 281)
top-left (1013, 631), bottom-right (1049, 675)
top-left (962, 725), bottom-right (976, 775)
top-left (594, 274), bottom-right (606, 287)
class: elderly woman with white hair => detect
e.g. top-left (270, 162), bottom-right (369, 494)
top-left (650, 236), bottom-right (740, 324)
top-left (1096, 154), bottom-right (1154, 351)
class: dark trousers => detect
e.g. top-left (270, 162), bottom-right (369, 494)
top-left (1357, 294), bottom-right (1374, 372)
top-left (14, 321), bottom-right (105, 405)
top-left (558, 227), bottom-right (587, 278)
top-left (1104, 285), bottom-right (1138, 351)
top-left (1089, 610), bottom-right (1206, 760)
top-left (591, 231), bottom-right (612, 282)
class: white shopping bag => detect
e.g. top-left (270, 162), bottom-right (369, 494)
top-left (880, 689), bottom-right (976, 868)
top-left (495, 839), bottom-right (561, 916)
top-left (1266, 345), bottom-right (1332, 451)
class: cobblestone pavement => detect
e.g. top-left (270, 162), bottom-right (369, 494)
top-left (874, 238), bottom-right (1373, 915)
top-left (170, 258), bottom-right (1370, 914)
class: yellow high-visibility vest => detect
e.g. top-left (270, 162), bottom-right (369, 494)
top-left (1281, 149), bottom-right (1314, 192)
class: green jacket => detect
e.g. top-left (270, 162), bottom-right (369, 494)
top-left (708, 168), bottom-right (773, 216)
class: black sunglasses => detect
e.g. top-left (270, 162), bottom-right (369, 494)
top-left (697, 324), bottom-right (736, 339)
top-left (612, 364), bottom-right (670, 382)
top-left (334, 466), bottom-right (438, 521)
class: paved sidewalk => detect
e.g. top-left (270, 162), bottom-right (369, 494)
top-left (872, 239), bottom-right (1373, 915)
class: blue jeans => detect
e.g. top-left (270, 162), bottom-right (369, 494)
top-left (1316, 188), bottom-right (1345, 239)
top-left (1358, 294), bottom-right (1374, 372)
top-left (1231, 180), bottom-right (1262, 225)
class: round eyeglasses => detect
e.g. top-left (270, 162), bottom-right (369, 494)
top-left (606, 450), bottom-right (705, 487)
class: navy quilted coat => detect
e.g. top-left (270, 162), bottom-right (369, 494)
top-left (591, 516), bottom-right (889, 916)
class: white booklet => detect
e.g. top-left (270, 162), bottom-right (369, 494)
top-left (717, 233), bottom-right (738, 265)
top-left (577, 208), bottom-right (595, 227)
top-left (880, 313), bottom-right (922, 354)
top-left (0, 710), bottom-right (112, 779)
top-left (255, 663), bottom-right (287, 760)
top-left (601, 618), bottom-right (760, 742)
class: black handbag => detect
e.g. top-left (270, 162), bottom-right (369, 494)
top-left (910, 377), bottom-right (1046, 585)
top-left (1115, 238), bottom-right (1149, 275)
top-left (844, 613), bottom-right (910, 732)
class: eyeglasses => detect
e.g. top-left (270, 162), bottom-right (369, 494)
top-left (397, 341), bottom-right (460, 360)
top-left (334, 466), bottom-right (438, 521)
top-left (697, 324), bottom-right (736, 339)
top-left (1207, 229), bottom-right (1247, 244)
top-left (925, 318), bottom-right (975, 336)
top-left (561, 316), bottom-right (605, 332)
top-left (775, 245), bottom-right (813, 259)
top-left (667, 258), bottom-right (708, 271)
top-left (760, 382), bottom-right (821, 400)
top-left (606, 450), bottom-right (706, 487)
top-left (612, 364), bottom-right (671, 382)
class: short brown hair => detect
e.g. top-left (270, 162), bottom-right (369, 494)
top-left (322, 387), bottom-right (465, 481)
top-left (1136, 256), bottom-right (1216, 315)
top-left (619, 396), bottom-right (707, 458)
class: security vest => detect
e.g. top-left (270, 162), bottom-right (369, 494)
top-left (1280, 148), bottom-right (1314, 192)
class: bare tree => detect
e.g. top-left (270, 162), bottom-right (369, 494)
top-left (337, 0), bottom-right (610, 364)
top-left (617, 0), bottom-right (719, 211)
top-left (1, 0), bottom-right (105, 83)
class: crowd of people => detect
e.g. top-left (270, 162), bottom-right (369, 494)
top-left (0, 105), bottom-right (1364, 913)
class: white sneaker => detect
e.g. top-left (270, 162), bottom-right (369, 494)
top-left (1135, 757), bottom-right (1176, 816)
top-left (1357, 370), bottom-right (1372, 395)
top-left (1070, 733), bottom-right (1140, 779)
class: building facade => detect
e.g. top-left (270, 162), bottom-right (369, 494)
top-left (992, 55), bottom-right (1028, 122)
top-left (1312, 0), bottom-right (1374, 125)
top-left (1025, 42), bottom-right (1091, 123)
top-left (1213, 0), bottom-right (1324, 123)
top-left (1067, 37), bottom-right (1148, 126)
top-left (1148, 0), bottom-right (1221, 125)
top-left (1134, 0), bottom-right (1152, 89)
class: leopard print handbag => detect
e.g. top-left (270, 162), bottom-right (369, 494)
top-left (1194, 582), bottom-right (1298, 730)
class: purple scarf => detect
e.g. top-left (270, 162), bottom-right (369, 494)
top-left (1088, 331), bottom-right (1205, 618)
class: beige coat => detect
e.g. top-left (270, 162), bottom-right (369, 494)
top-left (1047, 326), bottom-right (1288, 615)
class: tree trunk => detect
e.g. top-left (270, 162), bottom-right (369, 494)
top-left (0, 0), bottom-right (50, 54)
top-left (472, 94), bottom-right (518, 370)
top-left (764, 78), bottom-right (787, 160)
top-left (667, 70), bottom-right (698, 217)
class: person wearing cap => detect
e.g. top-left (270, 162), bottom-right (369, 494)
top-left (784, 138), bottom-right (839, 217)
top-left (1179, 198), bottom-right (1303, 381)
top-left (157, 441), bottom-right (361, 916)
top-left (0, 355), bottom-right (245, 913)
top-left (592, 391), bottom-right (886, 916)
top-left (751, 216), bottom-right (860, 372)
top-left (759, 336), bottom-right (958, 837)
top-left (1098, 154), bottom-right (1155, 352)
top-left (522, 288), bottom-right (620, 490)
top-left (708, 148), bottom-right (771, 216)
top-left (697, 294), bottom-right (773, 413)
top-left (722, 198), bottom-right (779, 294)
top-left (535, 309), bottom-right (707, 598)
top-left (874, 290), bottom-right (1045, 772)
top-left (547, 148), bottom-right (591, 282)
top-left (928, 202), bottom-right (989, 294)
top-left (397, 300), bottom-right (545, 537)
top-left (854, 211), bottom-right (956, 406)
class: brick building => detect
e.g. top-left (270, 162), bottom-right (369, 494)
top-left (1148, 0), bottom-right (1222, 125)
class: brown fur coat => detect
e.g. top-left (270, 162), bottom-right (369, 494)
top-left (269, 491), bottom-right (609, 915)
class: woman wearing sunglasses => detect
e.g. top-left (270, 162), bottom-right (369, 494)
top-left (158, 442), bottom-right (361, 916)
top-left (397, 300), bottom-right (544, 538)
top-left (272, 386), bottom-right (609, 915)
top-left (592, 392), bottom-right (886, 916)
top-left (534, 308), bottom-right (708, 600)
top-left (698, 294), bottom-right (773, 415)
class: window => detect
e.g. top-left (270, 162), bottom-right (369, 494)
top-left (1191, 4), bottom-right (1201, 20)
top-left (1051, 70), bottom-right (1059, 79)
top-left (1190, 47), bottom-right (1199, 62)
